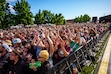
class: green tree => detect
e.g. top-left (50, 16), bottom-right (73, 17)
top-left (56, 13), bottom-right (63, 24)
top-left (34, 9), bottom-right (45, 25)
top-left (74, 16), bottom-right (81, 23)
top-left (14, 0), bottom-right (33, 25)
top-left (3, 3), bottom-right (16, 28)
top-left (42, 10), bottom-right (52, 23)
top-left (63, 19), bottom-right (66, 24)
top-left (82, 14), bottom-right (91, 22)
top-left (0, 1), bottom-right (16, 28)
top-left (51, 13), bottom-right (56, 24)
top-left (80, 15), bottom-right (83, 23)
top-left (55, 13), bottom-right (66, 25)
top-left (35, 10), bottom-right (66, 25)
top-left (0, 0), bottom-right (6, 28)
top-left (74, 14), bottom-right (91, 23)
top-left (74, 17), bottom-right (78, 23)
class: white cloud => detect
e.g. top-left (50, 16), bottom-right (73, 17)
top-left (6, 0), bottom-right (17, 3)
top-left (9, 5), bottom-right (15, 13)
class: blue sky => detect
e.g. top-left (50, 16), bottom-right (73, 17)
top-left (7, 0), bottom-right (111, 20)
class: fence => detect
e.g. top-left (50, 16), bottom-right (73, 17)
top-left (45, 30), bottom-right (108, 74)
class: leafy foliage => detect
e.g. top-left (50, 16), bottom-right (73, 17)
top-left (0, 0), bottom-right (34, 28)
top-left (34, 9), bottom-right (45, 24)
top-left (0, 0), bottom-right (6, 28)
top-left (14, 0), bottom-right (33, 25)
top-left (0, 0), bottom-right (66, 28)
top-left (34, 10), bottom-right (66, 25)
top-left (74, 14), bottom-right (91, 23)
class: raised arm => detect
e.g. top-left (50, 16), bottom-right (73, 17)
top-left (31, 31), bottom-right (45, 48)
top-left (59, 35), bottom-right (70, 57)
top-left (46, 30), bottom-right (54, 55)
top-left (31, 32), bottom-right (39, 46)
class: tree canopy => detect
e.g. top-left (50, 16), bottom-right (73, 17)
top-left (0, 0), bottom-right (66, 29)
top-left (0, 0), bottom-right (92, 29)
top-left (74, 14), bottom-right (91, 23)
top-left (14, 0), bottom-right (33, 25)
top-left (0, 0), bottom-right (6, 28)
top-left (34, 10), bottom-right (66, 25)
top-left (0, 0), bottom-right (34, 29)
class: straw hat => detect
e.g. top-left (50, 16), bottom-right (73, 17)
top-left (4, 40), bottom-right (12, 46)
top-left (12, 48), bottom-right (23, 58)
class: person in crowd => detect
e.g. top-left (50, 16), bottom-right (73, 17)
top-left (0, 23), bottom-right (108, 74)
top-left (30, 50), bottom-right (50, 74)
top-left (89, 28), bottom-right (97, 39)
top-left (22, 42), bottom-right (36, 64)
top-left (53, 34), bottom-right (71, 65)
top-left (83, 30), bottom-right (90, 42)
top-left (42, 29), bottom-right (54, 56)
top-left (6, 48), bottom-right (26, 74)
top-left (0, 44), bottom-right (11, 74)
top-left (31, 31), bottom-right (45, 58)
top-left (76, 31), bottom-right (87, 46)
top-left (67, 28), bottom-right (80, 52)
top-left (12, 38), bottom-right (23, 48)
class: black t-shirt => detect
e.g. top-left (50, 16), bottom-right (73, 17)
top-left (6, 59), bottom-right (26, 74)
top-left (29, 45), bottom-right (36, 60)
top-left (0, 52), bottom-right (9, 74)
top-left (35, 61), bottom-right (50, 74)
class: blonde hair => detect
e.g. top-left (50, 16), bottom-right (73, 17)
top-left (39, 50), bottom-right (49, 61)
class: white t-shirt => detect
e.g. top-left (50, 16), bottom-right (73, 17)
top-left (80, 37), bottom-right (86, 45)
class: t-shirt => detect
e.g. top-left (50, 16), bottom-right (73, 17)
top-left (35, 61), bottom-right (50, 74)
top-left (29, 45), bottom-right (36, 59)
top-left (70, 40), bottom-right (79, 52)
top-left (80, 37), bottom-right (86, 45)
top-left (0, 52), bottom-right (9, 69)
top-left (53, 44), bottom-right (71, 65)
top-left (34, 46), bottom-right (42, 58)
top-left (6, 60), bottom-right (26, 74)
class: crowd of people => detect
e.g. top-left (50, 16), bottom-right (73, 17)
top-left (0, 23), bottom-right (108, 74)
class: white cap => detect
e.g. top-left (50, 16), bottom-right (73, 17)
top-left (2, 43), bottom-right (12, 52)
top-left (12, 38), bottom-right (21, 44)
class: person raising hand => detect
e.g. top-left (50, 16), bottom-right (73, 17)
top-left (52, 33), bottom-right (71, 65)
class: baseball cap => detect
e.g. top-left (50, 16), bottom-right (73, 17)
top-left (12, 38), bottom-right (21, 44)
top-left (2, 43), bottom-right (12, 52)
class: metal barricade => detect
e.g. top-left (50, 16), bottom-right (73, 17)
top-left (45, 30), bottom-right (108, 74)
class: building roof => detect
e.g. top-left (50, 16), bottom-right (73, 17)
top-left (66, 19), bottom-right (74, 24)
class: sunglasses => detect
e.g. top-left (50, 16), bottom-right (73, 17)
top-left (38, 56), bottom-right (44, 58)
top-left (10, 53), bottom-right (16, 56)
